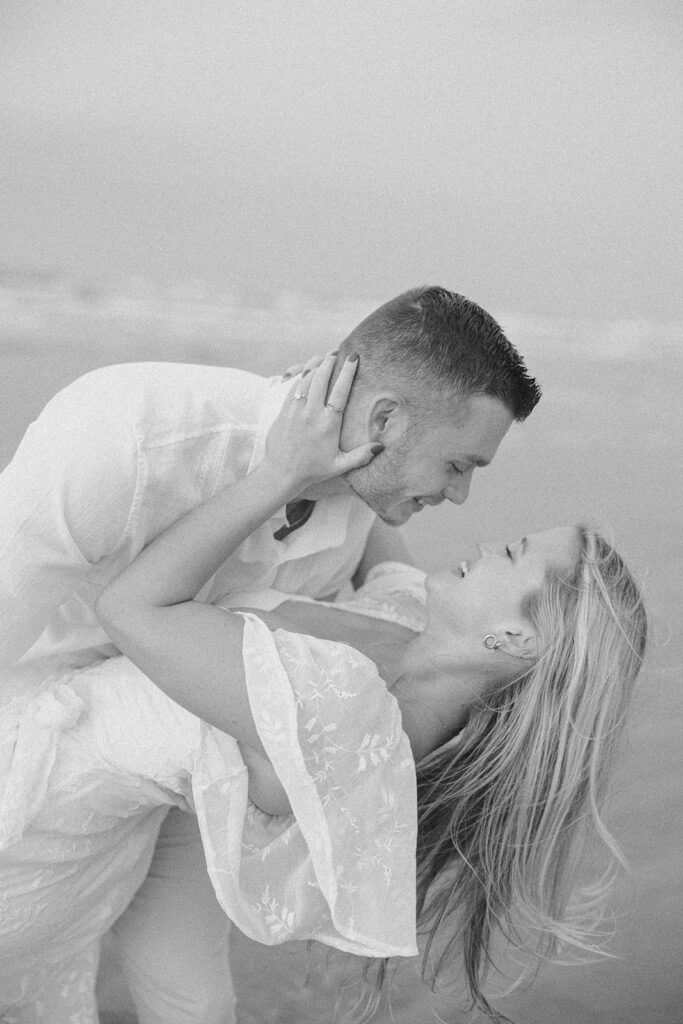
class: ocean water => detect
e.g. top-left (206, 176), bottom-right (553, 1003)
top-left (1, 271), bottom-right (681, 1023)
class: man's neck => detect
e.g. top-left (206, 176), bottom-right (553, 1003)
top-left (298, 474), bottom-right (354, 502)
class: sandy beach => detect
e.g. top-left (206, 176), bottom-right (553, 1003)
top-left (2, 276), bottom-right (681, 1023)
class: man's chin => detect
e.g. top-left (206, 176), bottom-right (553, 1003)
top-left (376, 504), bottom-right (415, 527)
top-left (346, 478), bottom-right (414, 525)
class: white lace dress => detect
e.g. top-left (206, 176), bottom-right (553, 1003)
top-left (0, 563), bottom-right (428, 1022)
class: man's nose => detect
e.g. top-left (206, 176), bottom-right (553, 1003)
top-left (444, 473), bottom-right (472, 506)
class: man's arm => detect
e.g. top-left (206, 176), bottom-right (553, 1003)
top-left (352, 518), bottom-right (415, 589)
top-left (0, 375), bottom-right (138, 667)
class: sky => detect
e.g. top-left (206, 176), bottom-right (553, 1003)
top-left (1, 0), bottom-right (681, 320)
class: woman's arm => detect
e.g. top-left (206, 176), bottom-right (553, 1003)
top-left (95, 355), bottom-right (378, 754)
top-left (244, 600), bottom-right (416, 687)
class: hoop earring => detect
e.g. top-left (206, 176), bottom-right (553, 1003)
top-left (482, 634), bottom-right (500, 650)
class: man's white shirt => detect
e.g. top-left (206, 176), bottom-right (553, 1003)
top-left (0, 362), bottom-right (376, 686)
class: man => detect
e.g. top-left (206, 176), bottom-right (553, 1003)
top-left (0, 285), bottom-right (540, 1023)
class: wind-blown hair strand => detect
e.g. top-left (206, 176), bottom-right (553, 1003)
top-left (412, 526), bottom-right (647, 1020)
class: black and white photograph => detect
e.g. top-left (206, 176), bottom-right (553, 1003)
top-left (0, 4), bottom-right (680, 1022)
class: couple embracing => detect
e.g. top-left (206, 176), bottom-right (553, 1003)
top-left (0, 286), bottom-right (646, 1023)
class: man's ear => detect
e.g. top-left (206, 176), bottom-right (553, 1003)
top-left (367, 394), bottom-right (409, 442)
top-left (491, 623), bottom-right (538, 661)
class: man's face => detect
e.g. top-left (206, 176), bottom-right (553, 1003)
top-left (346, 394), bottom-right (514, 525)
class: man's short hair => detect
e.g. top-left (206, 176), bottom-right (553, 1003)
top-left (341, 285), bottom-right (541, 421)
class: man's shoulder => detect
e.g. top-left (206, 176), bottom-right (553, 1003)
top-left (62, 361), bottom-right (266, 402)
top-left (45, 361), bottom-right (273, 435)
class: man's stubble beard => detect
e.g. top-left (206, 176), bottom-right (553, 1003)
top-left (344, 447), bottom-right (408, 524)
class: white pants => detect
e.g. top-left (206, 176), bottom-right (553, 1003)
top-left (0, 946), bottom-right (101, 1024)
top-left (111, 808), bottom-right (236, 1024)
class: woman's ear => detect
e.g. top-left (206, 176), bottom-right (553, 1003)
top-left (491, 623), bottom-right (538, 661)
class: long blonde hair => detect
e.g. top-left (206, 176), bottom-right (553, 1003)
top-left (409, 526), bottom-right (647, 1019)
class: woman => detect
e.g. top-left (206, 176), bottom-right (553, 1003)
top-left (0, 358), bottom-right (646, 1022)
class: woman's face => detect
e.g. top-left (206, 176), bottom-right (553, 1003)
top-left (424, 527), bottom-right (580, 642)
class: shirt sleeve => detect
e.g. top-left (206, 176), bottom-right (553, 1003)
top-left (0, 372), bottom-right (139, 667)
top-left (192, 613), bottom-right (419, 958)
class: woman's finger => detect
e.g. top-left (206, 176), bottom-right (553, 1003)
top-left (327, 354), bottom-right (359, 412)
top-left (281, 363), bottom-right (305, 381)
top-left (302, 351), bottom-right (335, 377)
top-left (281, 373), bottom-right (310, 414)
top-left (282, 351), bottom-right (336, 381)
top-left (306, 352), bottom-right (337, 409)
top-left (292, 373), bottom-right (312, 402)
top-left (335, 441), bottom-right (384, 474)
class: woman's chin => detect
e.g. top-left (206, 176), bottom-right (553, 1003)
top-left (425, 570), bottom-right (463, 598)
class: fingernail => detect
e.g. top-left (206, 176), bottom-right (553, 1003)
top-left (371, 443), bottom-right (384, 455)
top-left (348, 353), bottom-right (359, 362)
